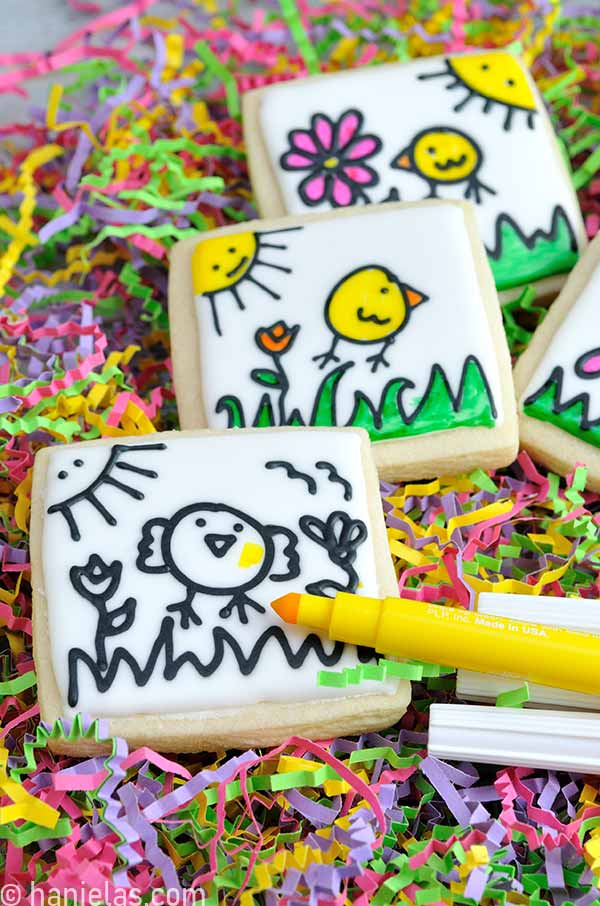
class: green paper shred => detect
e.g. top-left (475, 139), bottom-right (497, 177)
top-left (495, 684), bottom-right (530, 708)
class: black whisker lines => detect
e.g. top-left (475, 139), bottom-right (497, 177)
top-left (47, 442), bottom-right (166, 542)
top-left (315, 461), bottom-right (353, 501)
top-left (265, 460), bottom-right (317, 495)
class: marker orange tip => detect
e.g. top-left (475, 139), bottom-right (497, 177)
top-left (271, 592), bottom-right (301, 624)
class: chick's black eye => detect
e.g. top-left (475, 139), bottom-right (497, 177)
top-left (233, 523), bottom-right (244, 532)
top-left (427, 146), bottom-right (436, 155)
top-left (380, 287), bottom-right (389, 294)
top-left (481, 63), bottom-right (489, 71)
top-left (58, 470), bottom-right (68, 480)
top-left (228, 247), bottom-right (236, 253)
top-left (212, 264), bottom-right (220, 271)
top-left (196, 518), bottom-right (206, 527)
top-left (74, 459), bottom-right (83, 467)
top-left (506, 78), bottom-right (515, 86)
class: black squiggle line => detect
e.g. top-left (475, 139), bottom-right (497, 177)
top-left (67, 618), bottom-right (345, 707)
top-left (265, 460), bottom-right (317, 495)
top-left (315, 461), bottom-right (353, 501)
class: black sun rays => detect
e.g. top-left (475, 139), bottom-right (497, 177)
top-left (47, 443), bottom-right (166, 541)
top-left (191, 226), bottom-right (303, 336)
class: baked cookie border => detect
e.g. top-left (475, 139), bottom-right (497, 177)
top-left (31, 426), bottom-right (410, 754)
top-left (168, 200), bottom-right (519, 482)
top-left (240, 52), bottom-right (587, 301)
top-left (514, 234), bottom-right (600, 491)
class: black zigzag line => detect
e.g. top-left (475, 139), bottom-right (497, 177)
top-left (486, 205), bottom-right (577, 261)
top-left (524, 365), bottom-right (600, 431)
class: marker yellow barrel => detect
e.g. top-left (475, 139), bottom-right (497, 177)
top-left (271, 592), bottom-right (600, 696)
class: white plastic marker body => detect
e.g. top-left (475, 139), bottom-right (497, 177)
top-left (456, 592), bottom-right (600, 710)
top-left (429, 704), bottom-right (600, 772)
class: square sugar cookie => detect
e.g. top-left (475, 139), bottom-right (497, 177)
top-left (514, 233), bottom-right (600, 491)
top-left (31, 427), bottom-right (409, 754)
top-left (242, 50), bottom-right (586, 299)
top-left (169, 201), bottom-right (518, 482)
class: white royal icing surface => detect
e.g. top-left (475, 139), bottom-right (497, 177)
top-left (522, 259), bottom-right (600, 422)
top-left (42, 430), bottom-right (396, 717)
top-left (257, 53), bottom-right (581, 265)
top-left (193, 204), bottom-right (504, 433)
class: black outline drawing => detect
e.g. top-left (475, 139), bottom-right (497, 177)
top-left (253, 322), bottom-right (301, 425)
top-left (313, 265), bottom-right (429, 373)
top-left (575, 348), bottom-right (600, 381)
top-left (315, 461), bottom-right (353, 501)
top-left (299, 510), bottom-right (368, 597)
top-left (198, 227), bottom-right (302, 336)
top-left (524, 364), bottom-right (600, 431)
top-left (67, 618), bottom-right (346, 708)
top-left (486, 205), bottom-right (578, 263)
top-left (280, 108), bottom-right (383, 208)
top-left (417, 57), bottom-right (537, 131)
top-left (136, 502), bottom-right (301, 627)
top-left (349, 353), bottom-right (498, 429)
top-left (391, 126), bottom-right (496, 205)
top-left (70, 554), bottom-right (136, 671)
top-left (265, 461), bottom-right (317, 495)
top-left (47, 442), bottom-right (166, 541)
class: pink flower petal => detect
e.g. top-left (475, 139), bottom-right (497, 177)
top-left (302, 173), bottom-right (326, 202)
top-left (345, 136), bottom-right (380, 160)
top-left (282, 152), bottom-right (315, 169)
top-left (581, 354), bottom-right (600, 374)
top-left (332, 176), bottom-right (353, 206)
top-left (343, 165), bottom-right (375, 185)
top-left (313, 115), bottom-right (333, 150)
top-left (337, 110), bottom-right (361, 148)
top-left (290, 130), bottom-right (318, 154)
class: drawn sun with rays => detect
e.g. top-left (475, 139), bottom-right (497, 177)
top-left (47, 443), bottom-right (166, 542)
top-left (418, 52), bottom-right (537, 131)
top-left (192, 227), bottom-right (302, 336)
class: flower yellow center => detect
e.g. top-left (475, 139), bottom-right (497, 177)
top-left (323, 156), bottom-right (339, 169)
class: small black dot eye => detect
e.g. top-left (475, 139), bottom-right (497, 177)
top-left (58, 470), bottom-right (68, 480)
top-left (427, 146), bottom-right (436, 155)
top-left (233, 523), bottom-right (244, 532)
top-left (212, 264), bottom-right (220, 271)
top-left (506, 78), bottom-right (515, 86)
top-left (228, 247), bottom-right (236, 253)
top-left (74, 459), bottom-right (83, 467)
top-left (195, 518), bottom-right (206, 527)
top-left (481, 63), bottom-right (489, 71)
top-left (380, 287), bottom-right (389, 294)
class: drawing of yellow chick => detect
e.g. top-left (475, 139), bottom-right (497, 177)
top-left (313, 265), bottom-right (428, 373)
top-left (391, 126), bottom-right (496, 204)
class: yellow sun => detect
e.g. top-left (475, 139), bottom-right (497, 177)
top-left (192, 227), bottom-right (301, 335)
top-left (419, 52), bottom-right (537, 131)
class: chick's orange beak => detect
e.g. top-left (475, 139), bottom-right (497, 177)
top-left (403, 285), bottom-right (429, 308)
top-left (394, 150), bottom-right (411, 169)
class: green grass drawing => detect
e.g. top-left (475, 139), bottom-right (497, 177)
top-left (487, 205), bottom-right (579, 292)
top-left (216, 355), bottom-right (496, 440)
top-left (524, 371), bottom-right (600, 448)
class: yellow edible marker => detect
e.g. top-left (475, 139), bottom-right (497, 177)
top-left (271, 592), bottom-right (600, 696)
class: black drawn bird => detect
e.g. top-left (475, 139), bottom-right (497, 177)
top-left (137, 502), bottom-right (300, 627)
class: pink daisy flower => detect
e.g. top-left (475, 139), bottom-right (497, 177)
top-left (280, 108), bottom-right (382, 208)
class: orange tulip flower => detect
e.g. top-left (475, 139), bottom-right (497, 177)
top-left (255, 321), bottom-right (300, 355)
